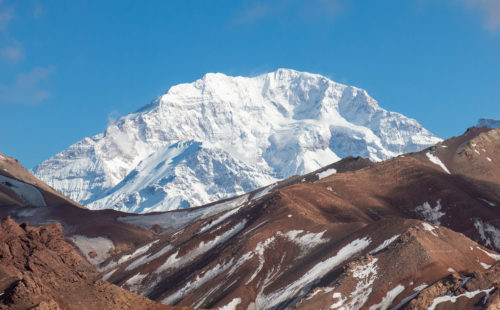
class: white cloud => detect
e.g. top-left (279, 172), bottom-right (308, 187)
top-left (1, 45), bottom-right (23, 62)
top-left (456, 0), bottom-right (500, 30)
top-left (0, 66), bottom-right (55, 104)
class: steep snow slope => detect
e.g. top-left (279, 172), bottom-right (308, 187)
top-left (33, 69), bottom-right (441, 212)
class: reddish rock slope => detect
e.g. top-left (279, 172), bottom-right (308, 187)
top-left (2, 127), bottom-right (500, 310)
top-left (102, 128), bottom-right (500, 309)
top-left (0, 216), bottom-right (187, 310)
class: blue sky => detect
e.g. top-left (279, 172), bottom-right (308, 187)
top-left (1, 0), bottom-right (499, 168)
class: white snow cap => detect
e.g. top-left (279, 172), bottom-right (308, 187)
top-left (33, 69), bottom-right (441, 213)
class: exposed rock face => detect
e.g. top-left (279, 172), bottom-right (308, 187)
top-left (404, 262), bottom-right (500, 309)
top-left (0, 217), bottom-right (184, 310)
top-left (32, 69), bottom-right (440, 212)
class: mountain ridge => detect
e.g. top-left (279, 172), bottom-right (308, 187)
top-left (2, 127), bottom-right (500, 309)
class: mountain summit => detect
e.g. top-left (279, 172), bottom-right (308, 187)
top-left (33, 69), bottom-right (441, 212)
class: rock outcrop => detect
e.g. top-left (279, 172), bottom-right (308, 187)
top-left (0, 217), bottom-right (185, 310)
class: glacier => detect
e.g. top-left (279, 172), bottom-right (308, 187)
top-left (33, 69), bottom-right (441, 213)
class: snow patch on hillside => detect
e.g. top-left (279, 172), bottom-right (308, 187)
top-left (253, 183), bottom-right (277, 200)
top-left (0, 175), bottom-right (46, 207)
top-left (246, 236), bottom-right (276, 285)
top-left (478, 198), bottom-right (496, 207)
top-left (125, 273), bottom-right (147, 293)
top-left (415, 200), bottom-right (445, 225)
top-left (317, 168), bottom-right (337, 180)
top-left (245, 230), bottom-right (330, 285)
top-left (279, 230), bottom-right (329, 256)
top-left (422, 222), bottom-right (439, 237)
top-left (102, 268), bottom-right (117, 281)
top-left (161, 259), bottom-right (234, 305)
top-left (219, 298), bottom-right (242, 310)
top-left (102, 240), bottom-right (159, 270)
top-left (69, 235), bottom-right (114, 266)
top-left (368, 284), bottom-right (404, 310)
top-left (473, 219), bottom-right (500, 252)
top-left (428, 288), bottom-right (494, 310)
top-left (156, 220), bottom-right (246, 274)
top-left (391, 284), bottom-right (428, 310)
top-left (124, 244), bottom-right (174, 272)
top-left (426, 152), bottom-right (450, 174)
top-left (476, 246), bottom-right (500, 261)
top-left (370, 234), bottom-right (400, 254)
top-left (342, 258), bottom-right (379, 309)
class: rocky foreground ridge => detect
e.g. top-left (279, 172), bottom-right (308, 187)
top-left (0, 217), bottom-right (189, 310)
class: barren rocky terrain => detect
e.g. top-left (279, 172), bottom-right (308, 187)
top-left (0, 217), bottom-right (190, 310)
top-left (1, 127), bottom-right (500, 309)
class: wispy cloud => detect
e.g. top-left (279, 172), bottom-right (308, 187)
top-left (232, 0), bottom-right (342, 26)
top-left (0, 0), bottom-right (19, 63)
top-left (33, 6), bottom-right (46, 19)
top-left (1, 44), bottom-right (23, 62)
top-left (455, 0), bottom-right (500, 30)
top-left (319, 0), bottom-right (341, 19)
top-left (0, 2), bottom-right (56, 105)
top-left (234, 3), bottom-right (271, 25)
top-left (0, 0), bottom-right (13, 30)
top-left (0, 66), bottom-right (55, 104)
top-left (107, 110), bottom-right (121, 125)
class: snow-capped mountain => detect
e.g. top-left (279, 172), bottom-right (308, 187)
top-left (33, 69), bottom-right (441, 213)
top-left (478, 118), bottom-right (500, 129)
